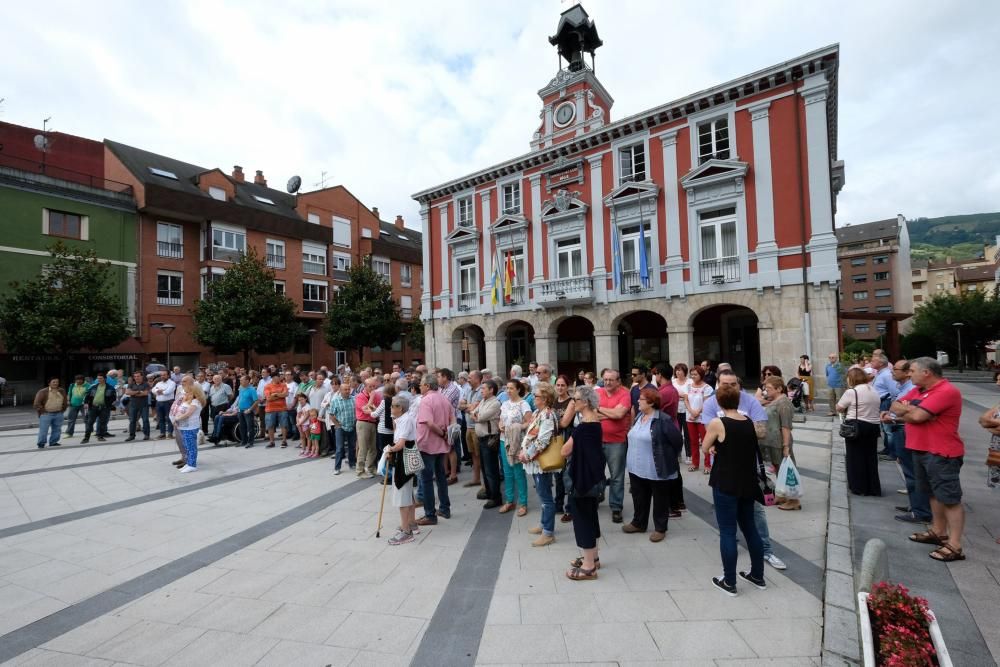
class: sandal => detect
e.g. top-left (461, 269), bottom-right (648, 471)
top-left (669, 510), bottom-right (682, 518)
top-left (687, 466), bottom-right (699, 472)
top-left (560, 513), bottom-right (573, 523)
top-left (498, 503), bottom-right (515, 514)
top-left (462, 481), bottom-right (480, 487)
top-left (569, 556), bottom-right (601, 569)
top-left (516, 506), bottom-right (528, 517)
top-left (566, 566), bottom-right (598, 581)
top-left (909, 530), bottom-right (948, 546)
top-left (703, 467), bottom-right (711, 475)
top-left (929, 543), bottom-right (966, 562)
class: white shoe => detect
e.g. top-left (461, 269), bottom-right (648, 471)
top-left (765, 553), bottom-right (787, 570)
top-left (198, 433), bottom-right (205, 445)
top-left (178, 465), bottom-right (197, 473)
top-left (684, 457), bottom-right (692, 465)
top-left (333, 469), bottom-right (342, 475)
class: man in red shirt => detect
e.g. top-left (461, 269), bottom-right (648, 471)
top-left (355, 378), bottom-right (380, 479)
top-left (888, 357), bottom-right (966, 562)
top-left (598, 369), bottom-right (631, 523)
top-left (416, 374), bottom-right (455, 525)
top-left (263, 375), bottom-right (289, 448)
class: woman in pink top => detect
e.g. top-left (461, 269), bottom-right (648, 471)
top-left (685, 367), bottom-right (715, 473)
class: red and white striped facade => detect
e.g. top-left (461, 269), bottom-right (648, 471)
top-left (413, 41), bottom-right (845, 382)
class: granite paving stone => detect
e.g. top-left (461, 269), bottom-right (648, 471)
top-left (161, 629), bottom-right (279, 666)
top-left (645, 620), bottom-right (757, 660)
top-left (254, 639), bottom-right (358, 666)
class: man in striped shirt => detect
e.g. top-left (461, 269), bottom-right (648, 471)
top-left (437, 368), bottom-right (462, 484)
top-left (329, 382), bottom-right (357, 475)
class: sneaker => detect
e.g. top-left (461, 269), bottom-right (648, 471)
top-left (739, 571), bottom-right (767, 590)
top-left (684, 457), bottom-right (691, 464)
top-left (81, 438), bottom-right (90, 444)
top-left (333, 469), bottom-right (342, 475)
top-left (178, 465), bottom-right (197, 473)
top-left (388, 530), bottom-right (414, 546)
top-left (712, 577), bottom-right (738, 597)
top-left (97, 437), bottom-right (106, 442)
top-left (896, 489), bottom-right (909, 495)
top-left (125, 436), bottom-right (135, 442)
top-left (611, 511), bottom-right (623, 524)
top-left (49, 442), bottom-right (61, 447)
top-left (409, 524), bottom-right (421, 535)
top-left (764, 553), bottom-right (787, 570)
top-left (483, 500), bottom-right (500, 509)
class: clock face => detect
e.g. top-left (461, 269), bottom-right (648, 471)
top-left (554, 102), bottom-right (575, 127)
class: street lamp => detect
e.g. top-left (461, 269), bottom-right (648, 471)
top-left (307, 329), bottom-right (317, 371)
top-left (158, 323), bottom-right (176, 370)
top-left (952, 322), bottom-right (964, 373)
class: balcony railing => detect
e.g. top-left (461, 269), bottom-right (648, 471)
top-left (156, 295), bottom-right (183, 306)
top-left (699, 257), bottom-right (740, 285)
top-left (400, 307), bottom-right (413, 319)
top-left (303, 299), bottom-right (327, 313)
top-left (457, 292), bottom-right (479, 312)
top-left (156, 241), bottom-right (183, 259)
top-left (619, 270), bottom-right (654, 294)
top-left (500, 285), bottom-right (526, 305)
top-left (266, 253), bottom-right (285, 269)
top-left (212, 247), bottom-right (242, 263)
top-left (303, 260), bottom-right (326, 275)
top-left (332, 268), bottom-right (350, 282)
top-left (538, 277), bottom-right (593, 308)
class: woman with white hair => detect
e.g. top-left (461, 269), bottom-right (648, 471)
top-left (171, 375), bottom-right (205, 473)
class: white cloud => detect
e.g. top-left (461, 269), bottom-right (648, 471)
top-left (2, 0), bottom-right (998, 229)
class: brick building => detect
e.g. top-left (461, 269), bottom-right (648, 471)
top-left (834, 214), bottom-right (912, 341)
top-left (413, 5), bottom-right (845, 384)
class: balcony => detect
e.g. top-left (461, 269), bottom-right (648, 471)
top-left (457, 292), bottom-right (479, 312)
top-left (400, 307), bottom-right (413, 319)
top-left (699, 257), bottom-right (740, 286)
top-left (538, 277), bottom-right (593, 308)
top-left (156, 241), bottom-right (183, 259)
top-left (266, 253), bottom-right (285, 269)
top-left (303, 260), bottom-right (326, 275)
top-left (303, 299), bottom-right (327, 313)
top-left (619, 270), bottom-right (654, 295)
top-left (212, 247), bottom-right (242, 263)
top-left (156, 295), bottom-right (183, 306)
top-left (331, 268), bottom-right (350, 282)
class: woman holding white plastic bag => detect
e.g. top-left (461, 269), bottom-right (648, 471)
top-left (760, 376), bottom-right (800, 510)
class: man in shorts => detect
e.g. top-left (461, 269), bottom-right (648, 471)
top-left (263, 374), bottom-right (290, 448)
top-left (888, 357), bottom-right (966, 562)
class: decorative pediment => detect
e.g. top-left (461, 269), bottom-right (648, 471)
top-left (446, 224), bottom-right (480, 249)
top-left (540, 189), bottom-right (589, 231)
top-left (603, 180), bottom-right (660, 208)
top-left (680, 159), bottom-right (749, 189)
top-left (490, 213), bottom-right (530, 235)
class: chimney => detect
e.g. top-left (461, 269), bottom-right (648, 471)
top-left (254, 170), bottom-right (267, 186)
top-left (232, 165), bottom-right (244, 182)
top-left (371, 206), bottom-right (379, 219)
top-left (394, 215), bottom-right (405, 230)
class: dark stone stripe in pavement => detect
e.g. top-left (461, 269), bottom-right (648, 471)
top-left (0, 477), bottom-right (369, 665)
top-left (411, 506), bottom-right (513, 667)
top-left (798, 466), bottom-right (830, 482)
top-left (682, 490), bottom-right (825, 600)
top-left (0, 457), bottom-right (313, 539)
top-left (0, 446), bottom-right (215, 479)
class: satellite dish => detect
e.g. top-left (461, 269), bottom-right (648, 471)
top-left (33, 135), bottom-right (49, 152)
top-left (286, 175), bottom-right (302, 194)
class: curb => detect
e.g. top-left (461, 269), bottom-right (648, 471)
top-left (821, 421), bottom-right (861, 666)
top-left (0, 414), bottom-right (130, 433)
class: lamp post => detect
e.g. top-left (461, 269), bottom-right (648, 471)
top-left (307, 329), bottom-right (317, 371)
top-left (952, 322), bottom-right (964, 373)
top-left (158, 323), bottom-right (176, 371)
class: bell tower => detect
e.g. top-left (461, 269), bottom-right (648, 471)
top-left (531, 4), bottom-right (614, 151)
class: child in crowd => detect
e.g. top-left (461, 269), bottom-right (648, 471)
top-left (305, 408), bottom-right (323, 458)
top-left (295, 394), bottom-right (310, 453)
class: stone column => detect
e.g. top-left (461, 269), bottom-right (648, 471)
top-left (659, 130), bottom-right (684, 298)
top-left (594, 330), bottom-right (620, 375)
top-left (420, 205), bottom-right (432, 320)
top-left (666, 325), bottom-right (694, 368)
top-left (484, 336), bottom-right (502, 377)
top-left (800, 74), bottom-right (839, 285)
top-left (530, 174), bottom-right (543, 287)
top-left (480, 190), bottom-right (492, 291)
top-left (534, 334), bottom-right (558, 371)
top-left (449, 337), bottom-right (465, 373)
top-left (749, 101), bottom-right (780, 290)
top-left (439, 203), bottom-right (451, 311)
top-left (587, 155), bottom-right (607, 303)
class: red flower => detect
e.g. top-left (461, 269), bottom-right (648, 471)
top-left (866, 582), bottom-right (937, 666)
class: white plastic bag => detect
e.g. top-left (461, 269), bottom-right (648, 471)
top-left (775, 456), bottom-right (802, 499)
top-left (376, 446), bottom-right (390, 477)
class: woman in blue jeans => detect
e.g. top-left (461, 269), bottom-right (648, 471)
top-left (701, 384), bottom-right (766, 596)
top-left (520, 382), bottom-right (560, 547)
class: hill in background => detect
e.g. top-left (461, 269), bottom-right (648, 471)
top-left (906, 212), bottom-right (1000, 261)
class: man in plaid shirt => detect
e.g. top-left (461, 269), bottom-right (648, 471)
top-left (329, 383), bottom-right (357, 475)
top-left (437, 368), bottom-right (462, 484)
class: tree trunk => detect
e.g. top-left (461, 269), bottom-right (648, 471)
top-left (243, 348), bottom-right (251, 371)
top-left (357, 346), bottom-right (364, 367)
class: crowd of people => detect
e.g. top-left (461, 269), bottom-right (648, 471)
top-left (29, 347), bottom-right (992, 588)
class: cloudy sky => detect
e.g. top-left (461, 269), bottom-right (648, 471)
top-left (2, 0), bottom-right (998, 230)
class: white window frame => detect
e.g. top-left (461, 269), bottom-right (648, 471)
top-left (42, 208), bottom-right (89, 241)
top-left (696, 116), bottom-right (731, 164)
top-left (332, 216), bottom-right (351, 247)
top-left (501, 181), bottom-right (522, 215)
top-left (696, 207), bottom-right (739, 285)
top-left (555, 236), bottom-right (584, 279)
top-left (400, 294), bottom-right (413, 318)
top-left (400, 263), bottom-right (412, 287)
top-left (332, 252), bottom-right (352, 273)
top-left (273, 280), bottom-right (285, 295)
top-left (199, 267), bottom-right (225, 298)
top-left (156, 270), bottom-right (183, 306)
top-left (302, 279), bottom-right (329, 313)
top-left (851, 274), bottom-right (867, 284)
top-left (335, 350), bottom-right (347, 367)
top-left (617, 142), bottom-right (647, 185)
top-left (211, 222), bottom-right (246, 262)
top-left (302, 242), bottom-right (327, 276)
top-left (458, 257), bottom-right (478, 308)
top-left (874, 288), bottom-right (892, 298)
top-left (372, 256), bottom-right (391, 281)
top-left (850, 257), bottom-right (867, 267)
top-left (687, 103), bottom-right (737, 169)
top-left (307, 213), bottom-right (320, 225)
top-left (265, 239), bottom-right (285, 269)
top-left (156, 221), bottom-right (183, 258)
top-left (855, 324), bottom-right (871, 333)
top-left (208, 186), bottom-right (226, 201)
top-left (853, 291), bottom-right (869, 300)
top-left (457, 195), bottom-right (474, 227)
top-left (873, 271), bottom-right (890, 281)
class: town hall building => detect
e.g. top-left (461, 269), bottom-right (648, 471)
top-left (413, 5), bottom-right (845, 384)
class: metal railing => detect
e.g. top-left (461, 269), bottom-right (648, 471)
top-left (540, 276), bottom-right (593, 300)
top-left (457, 292), bottom-right (479, 311)
top-left (303, 260), bottom-right (326, 275)
top-left (156, 241), bottom-right (183, 259)
top-left (212, 247), bottom-right (242, 263)
top-left (266, 253), bottom-right (285, 269)
top-left (0, 153), bottom-right (134, 195)
top-left (619, 270), bottom-right (653, 294)
top-left (699, 257), bottom-right (740, 285)
top-left (156, 295), bottom-right (183, 306)
top-left (400, 307), bottom-right (413, 319)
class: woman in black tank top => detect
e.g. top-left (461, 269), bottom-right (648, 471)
top-left (701, 385), bottom-right (766, 596)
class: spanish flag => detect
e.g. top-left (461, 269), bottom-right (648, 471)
top-left (503, 253), bottom-right (515, 303)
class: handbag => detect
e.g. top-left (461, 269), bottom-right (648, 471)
top-left (755, 442), bottom-right (776, 505)
top-left (402, 442), bottom-right (424, 475)
top-left (537, 433), bottom-right (566, 472)
top-left (838, 389), bottom-right (859, 439)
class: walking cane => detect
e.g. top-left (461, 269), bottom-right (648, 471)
top-left (375, 452), bottom-right (391, 538)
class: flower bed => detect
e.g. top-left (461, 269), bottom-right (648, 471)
top-left (857, 583), bottom-right (952, 667)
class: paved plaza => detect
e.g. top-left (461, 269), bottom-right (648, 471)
top-left (0, 411), bottom-right (838, 666)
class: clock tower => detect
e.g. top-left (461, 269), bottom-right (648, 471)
top-left (531, 4), bottom-right (614, 151)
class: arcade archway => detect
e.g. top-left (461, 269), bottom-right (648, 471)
top-left (616, 311), bottom-right (669, 374)
top-left (452, 324), bottom-right (486, 373)
top-left (691, 305), bottom-right (760, 384)
top-left (554, 316), bottom-right (595, 380)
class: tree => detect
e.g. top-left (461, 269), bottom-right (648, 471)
top-left (910, 288), bottom-right (1000, 368)
top-left (191, 248), bottom-right (305, 369)
top-left (406, 317), bottom-right (425, 351)
top-left (0, 242), bottom-right (130, 377)
top-left (900, 332), bottom-right (936, 359)
top-left (324, 261), bottom-right (403, 365)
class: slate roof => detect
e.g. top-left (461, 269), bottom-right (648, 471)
top-left (375, 219), bottom-right (422, 251)
top-left (105, 139), bottom-right (301, 221)
top-left (835, 218), bottom-right (899, 246)
top-left (955, 264), bottom-right (997, 282)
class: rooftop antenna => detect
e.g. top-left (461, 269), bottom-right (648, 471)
top-left (314, 170), bottom-right (329, 189)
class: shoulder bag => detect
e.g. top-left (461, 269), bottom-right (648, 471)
top-left (838, 388), bottom-right (859, 440)
top-left (754, 441), bottom-right (776, 505)
top-left (402, 441), bottom-right (424, 476)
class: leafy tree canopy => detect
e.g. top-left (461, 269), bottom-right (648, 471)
top-left (323, 261), bottom-right (402, 364)
top-left (407, 318), bottom-right (425, 351)
top-left (910, 288), bottom-right (1000, 366)
top-left (191, 248), bottom-right (305, 368)
top-left (0, 241), bottom-right (130, 359)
